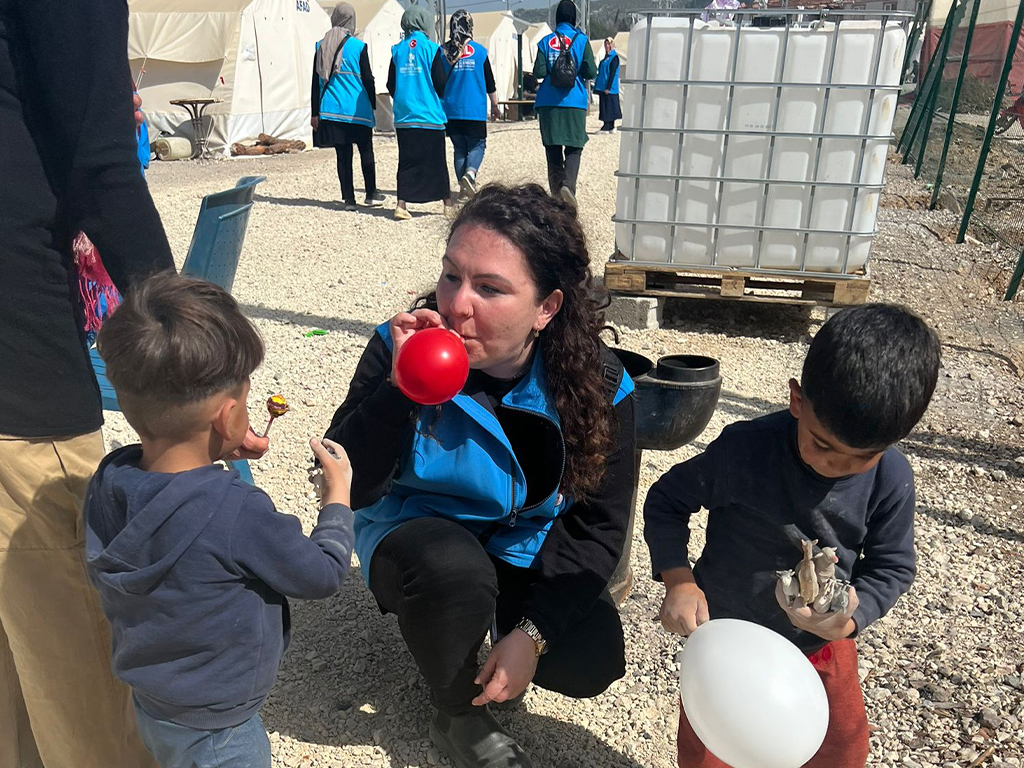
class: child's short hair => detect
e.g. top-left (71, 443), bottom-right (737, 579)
top-left (801, 303), bottom-right (940, 449)
top-left (97, 272), bottom-right (264, 441)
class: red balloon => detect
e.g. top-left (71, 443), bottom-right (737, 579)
top-left (393, 327), bottom-right (470, 405)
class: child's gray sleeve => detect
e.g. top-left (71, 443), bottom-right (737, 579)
top-left (850, 481), bottom-right (917, 633)
top-left (642, 439), bottom-right (723, 580)
top-left (229, 493), bottom-right (355, 600)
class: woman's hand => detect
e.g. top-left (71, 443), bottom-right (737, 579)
top-left (471, 629), bottom-right (539, 706)
top-left (309, 438), bottom-right (353, 508)
top-left (388, 308), bottom-right (448, 381)
top-left (311, 116), bottom-right (319, 130)
top-left (775, 581), bottom-right (859, 642)
top-left (133, 92), bottom-right (144, 125)
top-left (225, 426), bottom-right (270, 461)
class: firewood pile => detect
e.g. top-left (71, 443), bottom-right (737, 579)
top-left (231, 133), bottom-right (306, 156)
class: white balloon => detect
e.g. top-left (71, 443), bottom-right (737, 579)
top-left (679, 619), bottom-right (829, 768)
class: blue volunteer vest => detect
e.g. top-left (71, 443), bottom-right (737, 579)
top-left (594, 49), bottom-right (619, 95)
top-left (441, 41), bottom-right (489, 122)
top-left (316, 37), bottom-right (375, 128)
top-left (535, 22), bottom-right (590, 109)
top-left (352, 322), bottom-right (635, 581)
top-left (391, 31), bottom-right (447, 130)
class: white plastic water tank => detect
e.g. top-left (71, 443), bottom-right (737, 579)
top-left (615, 17), bottom-right (906, 274)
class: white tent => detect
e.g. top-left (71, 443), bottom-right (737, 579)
top-left (317, 0), bottom-right (404, 131)
top-left (129, 0), bottom-right (330, 157)
top-left (523, 21), bottom-right (551, 71)
top-left (464, 11), bottom-right (520, 103)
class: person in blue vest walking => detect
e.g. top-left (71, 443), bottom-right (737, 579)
top-left (533, 0), bottom-right (596, 207)
top-left (594, 37), bottom-right (621, 133)
top-left (312, 3), bottom-right (384, 212)
top-left (388, 6), bottom-right (450, 221)
top-left (442, 10), bottom-right (502, 200)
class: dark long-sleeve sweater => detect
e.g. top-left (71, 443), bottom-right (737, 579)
top-left (310, 45), bottom-right (376, 118)
top-left (0, 0), bottom-right (175, 438)
top-left (643, 410), bottom-right (917, 654)
top-left (325, 334), bottom-right (636, 646)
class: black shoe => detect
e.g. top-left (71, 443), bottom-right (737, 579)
top-left (429, 707), bottom-right (533, 768)
top-left (343, 200), bottom-right (358, 211)
top-left (364, 190), bottom-right (386, 206)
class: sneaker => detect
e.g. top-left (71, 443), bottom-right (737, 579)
top-left (394, 206), bottom-right (412, 221)
top-left (343, 200), bottom-right (358, 212)
top-left (364, 190), bottom-right (386, 207)
top-left (460, 171), bottom-right (478, 199)
top-left (559, 186), bottom-right (577, 207)
top-left (429, 707), bottom-right (533, 768)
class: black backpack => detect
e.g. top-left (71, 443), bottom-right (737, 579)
top-left (550, 30), bottom-right (582, 89)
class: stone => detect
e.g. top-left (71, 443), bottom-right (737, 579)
top-left (978, 707), bottom-right (1003, 729)
top-left (605, 295), bottom-right (663, 331)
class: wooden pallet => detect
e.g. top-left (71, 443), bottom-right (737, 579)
top-left (604, 260), bottom-right (871, 307)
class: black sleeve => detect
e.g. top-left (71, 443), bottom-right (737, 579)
top-left (849, 473), bottom-right (917, 633)
top-left (521, 394), bottom-right (636, 646)
top-left (431, 50), bottom-right (449, 97)
top-left (642, 438), bottom-right (724, 580)
top-left (607, 55), bottom-right (619, 84)
top-left (484, 57), bottom-right (496, 94)
top-left (20, 0), bottom-right (174, 292)
top-left (324, 334), bottom-right (418, 510)
top-left (311, 53), bottom-right (321, 118)
top-left (359, 47), bottom-right (376, 110)
top-left (387, 59), bottom-right (397, 97)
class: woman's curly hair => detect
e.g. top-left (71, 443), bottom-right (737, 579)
top-left (446, 183), bottom-right (616, 499)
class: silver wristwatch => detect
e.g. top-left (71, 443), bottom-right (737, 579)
top-left (515, 617), bottom-right (548, 656)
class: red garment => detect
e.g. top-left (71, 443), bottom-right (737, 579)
top-left (677, 639), bottom-right (870, 768)
top-left (73, 232), bottom-right (121, 334)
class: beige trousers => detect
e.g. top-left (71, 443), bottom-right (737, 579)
top-left (0, 432), bottom-right (155, 768)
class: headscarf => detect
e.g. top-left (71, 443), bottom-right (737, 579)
top-left (444, 10), bottom-right (474, 65)
top-left (555, 0), bottom-right (577, 27)
top-left (315, 3), bottom-right (357, 82)
top-left (401, 5), bottom-right (434, 36)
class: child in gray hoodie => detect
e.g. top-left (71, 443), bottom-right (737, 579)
top-left (84, 273), bottom-right (354, 768)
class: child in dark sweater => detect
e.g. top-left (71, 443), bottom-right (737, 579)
top-left (644, 303), bottom-right (941, 768)
top-left (84, 273), bottom-right (355, 768)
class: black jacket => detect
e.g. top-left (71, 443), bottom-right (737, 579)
top-left (326, 335), bottom-right (636, 645)
top-left (0, 0), bottom-right (174, 438)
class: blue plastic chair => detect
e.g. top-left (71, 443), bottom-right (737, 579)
top-left (92, 176), bottom-right (266, 483)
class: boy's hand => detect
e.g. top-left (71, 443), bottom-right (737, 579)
top-left (659, 567), bottom-right (709, 636)
top-left (309, 438), bottom-right (352, 508)
top-left (226, 427), bottom-right (270, 460)
top-left (775, 581), bottom-right (858, 642)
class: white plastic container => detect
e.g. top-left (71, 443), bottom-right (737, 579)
top-left (615, 17), bottom-right (907, 274)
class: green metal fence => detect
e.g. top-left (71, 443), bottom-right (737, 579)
top-left (898, 0), bottom-right (1024, 300)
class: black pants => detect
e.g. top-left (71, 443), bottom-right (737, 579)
top-left (369, 517), bottom-right (626, 715)
top-left (543, 145), bottom-right (583, 196)
top-left (335, 138), bottom-right (376, 204)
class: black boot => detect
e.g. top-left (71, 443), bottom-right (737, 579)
top-left (429, 707), bottom-right (533, 768)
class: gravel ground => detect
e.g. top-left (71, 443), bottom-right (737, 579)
top-left (100, 114), bottom-right (1024, 768)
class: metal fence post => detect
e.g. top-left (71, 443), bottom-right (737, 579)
top-left (955, 0), bottom-right (1024, 244)
top-left (927, 0), bottom-right (980, 209)
top-left (1006, 246), bottom-right (1024, 301)
top-left (899, 0), bottom-right (957, 156)
top-left (909, 1), bottom-right (963, 175)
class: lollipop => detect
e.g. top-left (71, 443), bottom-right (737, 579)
top-left (264, 395), bottom-right (289, 436)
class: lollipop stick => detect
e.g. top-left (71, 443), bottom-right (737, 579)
top-left (263, 415), bottom-right (277, 438)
